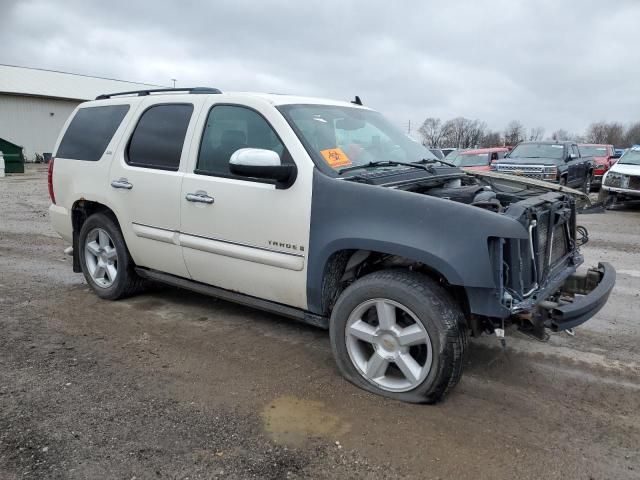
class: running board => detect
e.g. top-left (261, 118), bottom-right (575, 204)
top-left (135, 267), bottom-right (328, 329)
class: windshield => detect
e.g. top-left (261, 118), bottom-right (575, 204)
top-left (618, 148), bottom-right (640, 165)
top-left (452, 153), bottom-right (489, 167)
top-left (277, 104), bottom-right (437, 172)
top-left (579, 146), bottom-right (608, 157)
top-left (510, 143), bottom-right (565, 159)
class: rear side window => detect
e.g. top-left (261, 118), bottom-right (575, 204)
top-left (56, 105), bottom-right (129, 161)
top-left (127, 104), bottom-right (194, 170)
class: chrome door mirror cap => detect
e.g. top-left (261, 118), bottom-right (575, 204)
top-left (230, 148), bottom-right (281, 167)
top-left (229, 148), bottom-right (297, 188)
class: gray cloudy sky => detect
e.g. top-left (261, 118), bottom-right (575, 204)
top-left (2, 0), bottom-right (639, 136)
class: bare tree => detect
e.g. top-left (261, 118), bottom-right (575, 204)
top-left (440, 117), bottom-right (486, 148)
top-left (585, 122), bottom-right (608, 143)
top-left (480, 130), bottom-right (502, 147)
top-left (551, 129), bottom-right (571, 141)
top-left (529, 126), bottom-right (545, 141)
top-left (418, 117), bottom-right (444, 147)
top-left (604, 122), bottom-right (625, 146)
top-left (624, 122), bottom-right (640, 147)
top-left (585, 121), bottom-right (625, 145)
top-left (504, 120), bottom-right (525, 145)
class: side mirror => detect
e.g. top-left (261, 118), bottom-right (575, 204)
top-left (229, 148), bottom-right (297, 187)
top-left (567, 153), bottom-right (577, 161)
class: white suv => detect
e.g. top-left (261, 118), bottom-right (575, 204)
top-left (599, 145), bottom-right (640, 206)
top-left (49, 87), bottom-right (614, 403)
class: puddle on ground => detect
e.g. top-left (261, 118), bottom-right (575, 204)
top-left (262, 396), bottom-right (350, 446)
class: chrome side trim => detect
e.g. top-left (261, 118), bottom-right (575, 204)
top-left (179, 233), bottom-right (304, 271)
top-left (132, 223), bottom-right (180, 245)
top-left (131, 222), bottom-right (305, 271)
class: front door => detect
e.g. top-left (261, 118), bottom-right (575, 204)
top-left (179, 101), bottom-right (312, 309)
top-left (109, 99), bottom-right (200, 278)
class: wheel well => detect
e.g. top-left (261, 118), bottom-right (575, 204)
top-left (71, 200), bottom-right (120, 272)
top-left (320, 249), bottom-right (470, 319)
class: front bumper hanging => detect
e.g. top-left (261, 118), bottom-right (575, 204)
top-left (540, 262), bottom-right (616, 331)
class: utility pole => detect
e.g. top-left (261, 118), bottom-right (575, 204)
top-left (403, 120), bottom-right (412, 134)
top-left (171, 78), bottom-right (177, 88)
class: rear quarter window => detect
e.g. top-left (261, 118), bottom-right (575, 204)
top-left (56, 105), bottom-right (130, 161)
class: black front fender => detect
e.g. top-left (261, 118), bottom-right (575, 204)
top-left (306, 170), bottom-right (528, 315)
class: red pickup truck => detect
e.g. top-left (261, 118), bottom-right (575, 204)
top-left (448, 147), bottom-right (511, 171)
top-left (578, 144), bottom-right (619, 189)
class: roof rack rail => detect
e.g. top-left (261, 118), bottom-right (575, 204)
top-left (95, 87), bottom-right (222, 100)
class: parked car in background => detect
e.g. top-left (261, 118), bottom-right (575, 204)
top-left (428, 148), bottom-right (445, 159)
top-left (491, 141), bottom-right (594, 193)
top-left (578, 144), bottom-right (618, 189)
top-left (615, 148), bottom-right (626, 158)
top-left (449, 147), bottom-right (510, 171)
top-left (599, 145), bottom-right (640, 206)
top-left (442, 148), bottom-right (467, 165)
top-left (441, 147), bottom-right (457, 157)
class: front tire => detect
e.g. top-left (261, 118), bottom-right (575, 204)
top-left (329, 270), bottom-right (467, 404)
top-left (583, 173), bottom-right (592, 194)
top-left (78, 212), bottom-right (145, 300)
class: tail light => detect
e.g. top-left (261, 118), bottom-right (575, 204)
top-left (47, 158), bottom-right (56, 204)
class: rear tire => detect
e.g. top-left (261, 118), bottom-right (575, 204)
top-left (78, 212), bottom-right (145, 300)
top-left (329, 270), bottom-right (467, 404)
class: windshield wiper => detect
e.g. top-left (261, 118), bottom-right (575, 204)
top-left (338, 160), bottom-right (433, 175)
top-left (417, 157), bottom-right (457, 168)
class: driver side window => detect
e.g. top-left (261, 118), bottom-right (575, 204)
top-left (196, 105), bottom-right (286, 177)
top-left (571, 145), bottom-right (579, 157)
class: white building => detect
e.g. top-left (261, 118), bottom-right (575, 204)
top-left (0, 64), bottom-right (163, 160)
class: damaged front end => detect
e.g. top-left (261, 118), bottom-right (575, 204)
top-left (489, 190), bottom-right (615, 340)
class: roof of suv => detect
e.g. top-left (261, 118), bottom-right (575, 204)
top-left (92, 88), bottom-right (366, 109)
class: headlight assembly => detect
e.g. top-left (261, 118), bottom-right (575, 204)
top-left (542, 165), bottom-right (557, 180)
top-left (604, 172), bottom-right (628, 188)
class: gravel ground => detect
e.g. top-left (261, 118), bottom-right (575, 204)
top-left (1, 165), bottom-right (639, 479)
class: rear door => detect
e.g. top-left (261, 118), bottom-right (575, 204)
top-left (179, 100), bottom-right (312, 309)
top-left (109, 98), bottom-right (202, 277)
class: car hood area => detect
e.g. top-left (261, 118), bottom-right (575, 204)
top-left (608, 163), bottom-right (640, 175)
top-left (466, 170), bottom-right (591, 206)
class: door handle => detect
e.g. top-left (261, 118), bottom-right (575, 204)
top-left (111, 178), bottom-right (133, 190)
top-left (185, 190), bottom-right (214, 204)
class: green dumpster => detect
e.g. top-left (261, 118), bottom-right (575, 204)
top-left (0, 138), bottom-right (25, 173)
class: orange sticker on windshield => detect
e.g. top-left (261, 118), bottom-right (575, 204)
top-left (321, 148), bottom-right (352, 168)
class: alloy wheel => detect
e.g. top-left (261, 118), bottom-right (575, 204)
top-left (345, 298), bottom-right (433, 392)
top-left (84, 228), bottom-right (118, 288)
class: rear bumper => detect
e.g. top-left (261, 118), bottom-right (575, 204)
top-left (49, 204), bottom-right (72, 243)
top-left (542, 262), bottom-right (616, 331)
